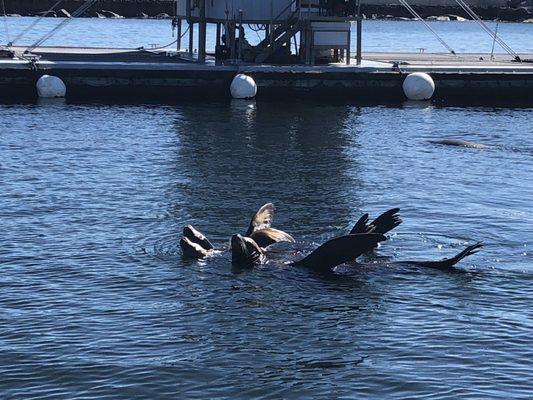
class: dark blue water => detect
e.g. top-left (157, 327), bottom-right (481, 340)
top-left (1, 99), bottom-right (532, 399)
top-left (1, 17), bottom-right (533, 400)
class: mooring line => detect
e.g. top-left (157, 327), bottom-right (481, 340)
top-left (24, 0), bottom-right (98, 54)
top-left (1, 0), bottom-right (10, 46)
top-left (8, 0), bottom-right (64, 47)
top-left (398, 0), bottom-right (456, 55)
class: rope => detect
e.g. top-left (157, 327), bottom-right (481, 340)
top-left (1, 0), bottom-right (10, 46)
top-left (8, 0), bottom-right (64, 46)
top-left (454, 0), bottom-right (520, 62)
top-left (24, 0), bottom-right (98, 54)
top-left (490, 21), bottom-right (499, 61)
top-left (398, 0), bottom-right (456, 55)
top-left (138, 25), bottom-right (190, 51)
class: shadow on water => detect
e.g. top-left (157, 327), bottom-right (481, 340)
top-left (170, 98), bottom-right (366, 240)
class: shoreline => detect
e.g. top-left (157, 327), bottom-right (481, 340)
top-left (3, 1), bottom-right (532, 23)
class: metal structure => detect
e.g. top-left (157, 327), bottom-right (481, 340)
top-left (176, 0), bottom-right (361, 65)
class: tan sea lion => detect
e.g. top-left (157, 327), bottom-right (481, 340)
top-left (180, 203), bottom-right (294, 259)
top-left (245, 203), bottom-right (295, 248)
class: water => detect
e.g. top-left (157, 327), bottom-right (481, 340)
top-left (1, 18), bottom-right (533, 400)
top-left (1, 17), bottom-right (532, 53)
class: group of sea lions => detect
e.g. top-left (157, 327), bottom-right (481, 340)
top-left (180, 204), bottom-right (482, 273)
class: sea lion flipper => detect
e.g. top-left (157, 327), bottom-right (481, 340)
top-left (369, 208), bottom-right (402, 235)
top-left (245, 203), bottom-right (275, 236)
top-left (411, 242), bottom-right (483, 269)
top-left (250, 227), bottom-right (295, 248)
top-left (183, 225), bottom-right (214, 250)
top-left (350, 213), bottom-right (369, 234)
top-left (295, 233), bottom-right (387, 272)
top-left (350, 208), bottom-right (401, 237)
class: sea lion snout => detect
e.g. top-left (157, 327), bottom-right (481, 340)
top-left (231, 234), bottom-right (264, 266)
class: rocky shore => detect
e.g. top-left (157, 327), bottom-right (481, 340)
top-left (3, 0), bottom-right (532, 22)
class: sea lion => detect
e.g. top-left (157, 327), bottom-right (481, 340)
top-left (230, 232), bottom-right (386, 268)
top-left (430, 139), bottom-right (489, 149)
top-left (231, 234), bottom-right (267, 266)
top-left (180, 225), bottom-right (215, 258)
top-left (230, 233), bottom-right (482, 272)
top-left (181, 206), bottom-right (398, 260)
top-left (180, 203), bottom-right (294, 259)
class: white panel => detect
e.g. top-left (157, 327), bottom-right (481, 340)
top-left (313, 31), bottom-right (349, 47)
top-left (207, 0), bottom-right (292, 21)
top-left (311, 22), bottom-right (351, 31)
top-left (177, 0), bottom-right (295, 21)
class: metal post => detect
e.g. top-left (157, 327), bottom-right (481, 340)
top-left (189, 22), bottom-right (194, 56)
top-left (305, 21), bottom-right (312, 65)
top-left (356, 1), bottom-right (362, 65)
top-left (346, 28), bottom-right (351, 65)
top-left (229, 22), bottom-right (236, 62)
top-left (238, 10), bottom-right (243, 62)
top-left (356, 18), bottom-right (362, 65)
top-left (198, 0), bottom-right (206, 63)
top-left (177, 19), bottom-right (182, 52)
top-left (269, 1), bottom-right (273, 45)
top-left (216, 22), bottom-right (221, 46)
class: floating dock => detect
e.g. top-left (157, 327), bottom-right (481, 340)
top-left (1, 46), bottom-right (532, 102)
top-left (1, 0), bottom-right (532, 103)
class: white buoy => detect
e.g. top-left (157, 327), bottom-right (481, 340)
top-left (402, 72), bottom-right (435, 101)
top-left (230, 74), bottom-right (257, 99)
top-left (36, 75), bottom-right (66, 98)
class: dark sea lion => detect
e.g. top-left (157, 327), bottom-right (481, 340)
top-left (291, 234), bottom-right (388, 272)
top-left (230, 233), bottom-right (482, 272)
top-left (231, 234), bottom-right (266, 266)
top-left (430, 139), bottom-right (489, 149)
top-left (231, 233), bottom-right (386, 268)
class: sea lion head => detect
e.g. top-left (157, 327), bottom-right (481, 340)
top-left (231, 234), bottom-right (265, 266)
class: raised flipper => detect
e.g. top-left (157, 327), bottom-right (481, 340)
top-left (183, 225), bottom-right (214, 250)
top-left (407, 242), bottom-right (483, 270)
top-left (350, 213), bottom-right (370, 234)
top-left (293, 233), bottom-right (387, 272)
top-left (350, 208), bottom-right (402, 235)
top-left (250, 227), bottom-right (295, 249)
top-left (231, 234), bottom-right (266, 266)
top-left (369, 208), bottom-right (402, 234)
top-left (180, 236), bottom-right (212, 259)
top-left (245, 203), bottom-right (275, 236)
